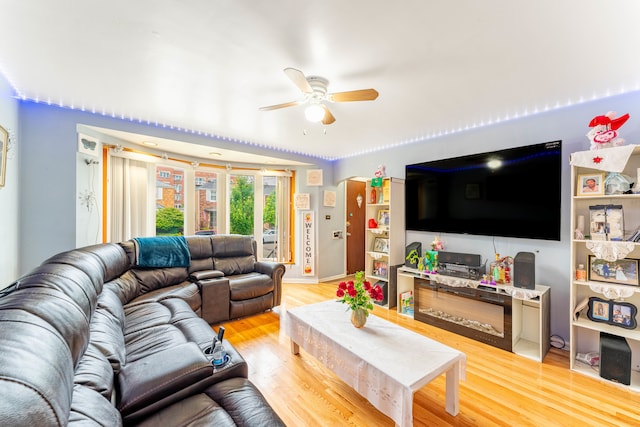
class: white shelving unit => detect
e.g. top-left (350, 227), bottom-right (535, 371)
top-left (365, 177), bottom-right (405, 309)
top-left (570, 145), bottom-right (640, 391)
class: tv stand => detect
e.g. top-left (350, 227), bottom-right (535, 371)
top-left (397, 267), bottom-right (550, 361)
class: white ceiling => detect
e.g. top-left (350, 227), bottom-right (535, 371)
top-left (2, 1), bottom-right (640, 161)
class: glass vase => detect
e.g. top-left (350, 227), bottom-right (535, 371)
top-left (350, 308), bottom-right (367, 328)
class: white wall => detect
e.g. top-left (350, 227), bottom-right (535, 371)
top-left (334, 90), bottom-right (640, 344)
top-left (0, 74), bottom-right (19, 289)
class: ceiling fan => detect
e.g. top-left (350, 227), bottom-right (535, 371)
top-left (259, 68), bottom-right (379, 125)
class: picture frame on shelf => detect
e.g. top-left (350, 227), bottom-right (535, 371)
top-left (373, 237), bottom-right (389, 253)
top-left (372, 260), bottom-right (388, 278)
top-left (587, 297), bottom-right (637, 329)
top-left (377, 209), bottom-right (390, 227)
top-left (587, 255), bottom-right (639, 287)
top-left (577, 173), bottom-right (605, 196)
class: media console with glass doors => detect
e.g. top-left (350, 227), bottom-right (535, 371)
top-left (396, 267), bottom-right (550, 362)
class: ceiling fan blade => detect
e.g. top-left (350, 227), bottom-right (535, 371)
top-left (328, 88), bottom-right (379, 102)
top-left (284, 67), bottom-right (313, 94)
top-left (259, 100), bottom-right (305, 111)
top-left (321, 104), bottom-right (336, 125)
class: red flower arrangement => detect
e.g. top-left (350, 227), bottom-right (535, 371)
top-left (336, 271), bottom-right (384, 315)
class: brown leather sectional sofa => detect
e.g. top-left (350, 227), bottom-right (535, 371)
top-left (0, 234), bottom-right (286, 426)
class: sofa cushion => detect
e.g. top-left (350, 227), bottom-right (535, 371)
top-left (132, 394), bottom-right (236, 427)
top-left (213, 255), bottom-right (256, 276)
top-left (0, 308), bottom-right (75, 426)
top-left (69, 384), bottom-right (123, 426)
top-left (16, 264), bottom-right (99, 320)
top-left (211, 235), bottom-right (254, 257)
top-left (228, 273), bottom-right (273, 300)
top-left (104, 271), bottom-right (141, 305)
top-left (127, 282), bottom-right (201, 312)
top-left (131, 267), bottom-right (189, 294)
top-left (90, 305), bottom-right (126, 373)
top-left (206, 377), bottom-right (286, 427)
top-left (0, 287), bottom-right (90, 366)
top-left (74, 343), bottom-right (115, 400)
top-left (79, 243), bottom-right (131, 283)
top-left (124, 323), bottom-right (188, 363)
top-left (117, 342), bottom-right (213, 420)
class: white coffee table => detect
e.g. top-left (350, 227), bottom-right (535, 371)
top-left (285, 300), bottom-right (466, 426)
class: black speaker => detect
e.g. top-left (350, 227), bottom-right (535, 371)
top-left (513, 252), bottom-right (535, 289)
top-left (599, 332), bottom-right (631, 385)
top-left (405, 242), bottom-right (422, 269)
top-left (437, 251), bottom-right (481, 266)
top-left (373, 280), bottom-right (388, 306)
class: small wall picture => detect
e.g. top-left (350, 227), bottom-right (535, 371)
top-left (377, 209), bottom-right (390, 227)
top-left (577, 173), bottom-right (605, 196)
top-left (373, 237), bottom-right (389, 253)
top-left (588, 255), bottom-right (639, 287)
top-left (78, 134), bottom-right (100, 157)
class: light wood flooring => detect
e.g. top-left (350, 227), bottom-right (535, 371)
top-left (219, 280), bottom-right (640, 426)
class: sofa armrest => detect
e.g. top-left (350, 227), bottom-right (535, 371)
top-left (254, 261), bottom-right (285, 306)
top-left (190, 269), bottom-right (224, 281)
top-left (197, 277), bottom-right (230, 324)
top-left (117, 342), bottom-right (213, 419)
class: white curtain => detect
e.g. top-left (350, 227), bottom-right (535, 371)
top-left (275, 175), bottom-right (291, 262)
top-left (109, 156), bottom-right (152, 242)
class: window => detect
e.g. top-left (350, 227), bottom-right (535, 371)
top-left (195, 171), bottom-right (218, 234)
top-left (108, 150), bottom-right (292, 261)
top-left (155, 165), bottom-right (185, 236)
top-left (174, 174), bottom-right (182, 181)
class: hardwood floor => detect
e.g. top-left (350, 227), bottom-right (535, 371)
top-left (219, 281), bottom-right (640, 426)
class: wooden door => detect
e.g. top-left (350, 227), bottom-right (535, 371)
top-left (346, 180), bottom-right (366, 274)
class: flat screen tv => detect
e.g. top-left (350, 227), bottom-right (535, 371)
top-left (405, 140), bottom-right (562, 241)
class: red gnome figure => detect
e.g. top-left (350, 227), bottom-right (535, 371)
top-left (587, 111), bottom-right (630, 150)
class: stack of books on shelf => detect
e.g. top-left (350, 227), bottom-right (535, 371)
top-left (400, 290), bottom-right (414, 316)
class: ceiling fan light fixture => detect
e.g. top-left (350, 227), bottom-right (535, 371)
top-left (305, 103), bottom-right (325, 122)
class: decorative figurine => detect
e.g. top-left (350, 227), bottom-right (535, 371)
top-left (431, 236), bottom-right (444, 251)
top-left (587, 111), bottom-right (630, 150)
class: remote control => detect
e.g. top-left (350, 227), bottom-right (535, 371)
top-left (217, 326), bottom-right (225, 342)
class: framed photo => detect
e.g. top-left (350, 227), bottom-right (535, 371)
top-left (587, 297), bottom-right (637, 329)
top-left (0, 125), bottom-right (7, 187)
top-left (306, 169), bottom-right (323, 186)
top-left (294, 193), bottom-right (310, 210)
top-left (372, 259), bottom-right (388, 278)
top-left (323, 190), bottom-right (336, 207)
top-left (78, 134), bottom-right (99, 157)
top-left (588, 255), bottom-right (639, 286)
top-left (577, 173), bottom-right (605, 196)
top-left (377, 209), bottom-right (390, 226)
top-left (373, 237), bottom-right (389, 253)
